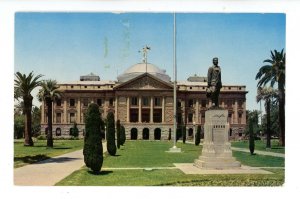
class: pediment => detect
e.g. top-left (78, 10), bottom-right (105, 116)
top-left (115, 73), bottom-right (173, 90)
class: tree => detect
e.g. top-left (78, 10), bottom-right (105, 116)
top-left (256, 87), bottom-right (277, 149)
top-left (32, 106), bottom-right (41, 137)
top-left (256, 49), bottom-right (285, 146)
top-left (195, 125), bottom-right (201, 146)
top-left (106, 112), bottom-right (117, 156)
top-left (244, 110), bottom-right (260, 138)
top-left (249, 119), bottom-right (255, 155)
top-left (182, 126), bottom-right (186, 144)
top-left (83, 103), bottom-right (103, 173)
top-left (14, 71), bottom-right (43, 146)
top-left (120, 125), bottom-right (126, 146)
top-left (37, 80), bottom-right (61, 148)
top-left (116, 120), bottom-right (121, 149)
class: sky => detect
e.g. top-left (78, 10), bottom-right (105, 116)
top-left (15, 12), bottom-right (286, 111)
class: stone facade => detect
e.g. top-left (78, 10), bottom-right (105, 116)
top-left (41, 64), bottom-right (248, 140)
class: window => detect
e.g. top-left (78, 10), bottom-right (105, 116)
top-left (177, 100), bottom-right (181, 107)
top-left (109, 98), bottom-right (114, 106)
top-left (84, 86), bottom-right (87, 88)
top-left (188, 113), bottom-right (193, 123)
top-left (56, 99), bottom-right (61, 106)
top-left (238, 100), bottom-right (243, 108)
top-left (131, 97), bottom-right (138, 106)
top-left (97, 99), bottom-right (102, 106)
top-left (83, 98), bottom-right (88, 107)
top-left (142, 97), bottom-right (149, 106)
top-left (70, 99), bottom-right (75, 107)
top-left (228, 113), bottom-right (232, 123)
top-left (154, 97), bottom-right (161, 106)
top-left (56, 128), bottom-right (61, 136)
top-left (201, 100), bottom-right (206, 107)
top-left (238, 113), bottom-right (242, 124)
top-left (188, 99), bottom-right (194, 107)
top-left (71, 85), bottom-right (74, 88)
top-left (56, 113), bottom-right (61, 123)
top-left (70, 113), bottom-right (75, 123)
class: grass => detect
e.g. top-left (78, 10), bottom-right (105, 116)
top-left (231, 139), bottom-right (285, 154)
top-left (102, 140), bottom-right (200, 168)
top-left (14, 139), bottom-right (83, 168)
top-left (56, 140), bottom-right (284, 186)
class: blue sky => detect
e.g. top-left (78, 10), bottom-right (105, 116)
top-left (15, 12), bottom-right (285, 111)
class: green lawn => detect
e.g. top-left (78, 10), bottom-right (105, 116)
top-left (231, 139), bottom-right (285, 154)
top-left (57, 140), bottom-right (284, 186)
top-left (14, 139), bottom-right (83, 168)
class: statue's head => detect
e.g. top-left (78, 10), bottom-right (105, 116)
top-left (213, 57), bottom-right (218, 66)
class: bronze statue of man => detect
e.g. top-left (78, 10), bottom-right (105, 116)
top-left (207, 57), bottom-right (222, 107)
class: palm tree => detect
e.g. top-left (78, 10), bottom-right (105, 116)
top-left (14, 71), bottom-right (43, 146)
top-left (37, 80), bottom-right (61, 148)
top-left (256, 87), bottom-right (278, 149)
top-left (255, 49), bottom-right (285, 146)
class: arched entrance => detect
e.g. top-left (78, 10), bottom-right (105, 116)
top-left (56, 128), bottom-right (61, 136)
top-left (188, 128), bottom-right (193, 137)
top-left (154, 128), bottom-right (161, 140)
top-left (142, 128), bottom-right (149, 140)
top-left (131, 128), bottom-right (138, 140)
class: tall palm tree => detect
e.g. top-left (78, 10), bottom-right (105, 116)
top-left (14, 71), bottom-right (43, 146)
top-left (37, 80), bottom-right (61, 148)
top-left (256, 87), bottom-right (278, 149)
top-left (256, 49), bottom-right (285, 146)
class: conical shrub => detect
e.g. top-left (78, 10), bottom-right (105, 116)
top-left (106, 112), bottom-right (117, 155)
top-left (83, 103), bottom-right (103, 173)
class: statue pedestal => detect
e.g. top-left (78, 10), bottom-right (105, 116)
top-left (194, 109), bottom-right (241, 169)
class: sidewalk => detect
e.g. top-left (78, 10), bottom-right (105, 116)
top-left (14, 142), bottom-right (107, 186)
top-left (184, 141), bottom-right (285, 158)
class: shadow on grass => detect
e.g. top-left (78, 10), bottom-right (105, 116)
top-left (88, 170), bottom-right (113, 176)
top-left (14, 154), bottom-right (50, 164)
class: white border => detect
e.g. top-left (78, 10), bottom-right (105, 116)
top-left (1, 1), bottom-right (299, 199)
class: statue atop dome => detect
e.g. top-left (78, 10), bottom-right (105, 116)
top-left (139, 45), bottom-right (151, 64)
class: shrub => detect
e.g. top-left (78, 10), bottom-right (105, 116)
top-left (182, 126), bottom-right (186, 144)
top-left (116, 120), bottom-right (121, 149)
top-left (71, 123), bottom-right (79, 138)
top-left (83, 103), bottom-right (103, 173)
top-left (249, 119), bottom-right (255, 155)
top-left (120, 125), bottom-right (126, 146)
top-left (195, 125), bottom-right (201, 146)
top-left (106, 112), bottom-right (117, 156)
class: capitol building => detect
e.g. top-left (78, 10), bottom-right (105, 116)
top-left (40, 62), bottom-right (247, 140)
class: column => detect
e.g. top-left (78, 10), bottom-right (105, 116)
top-left (138, 96), bottom-right (142, 123)
top-left (234, 99), bottom-right (238, 124)
top-left (195, 99), bottom-right (199, 124)
top-left (115, 96), bottom-right (118, 122)
top-left (150, 97), bottom-right (153, 123)
top-left (127, 97), bottom-right (130, 122)
top-left (103, 98), bottom-right (107, 118)
top-left (41, 101), bottom-right (45, 124)
top-left (162, 97), bottom-right (165, 123)
top-left (63, 98), bottom-right (67, 124)
top-left (77, 98), bottom-right (81, 123)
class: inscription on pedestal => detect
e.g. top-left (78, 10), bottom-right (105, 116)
top-left (194, 109), bottom-right (241, 169)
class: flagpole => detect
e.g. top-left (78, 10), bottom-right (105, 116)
top-left (169, 12), bottom-right (181, 153)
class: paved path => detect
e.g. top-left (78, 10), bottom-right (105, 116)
top-left (184, 141), bottom-right (284, 158)
top-left (14, 142), bottom-right (107, 186)
top-left (231, 147), bottom-right (285, 158)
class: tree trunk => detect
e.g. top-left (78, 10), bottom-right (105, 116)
top-left (278, 80), bottom-right (285, 146)
top-left (46, 99), bottom-right (53, 148)
top-left (266, 99), bottom-right (271, 149)
top-left (24, 96), bottom-right (33, 146)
